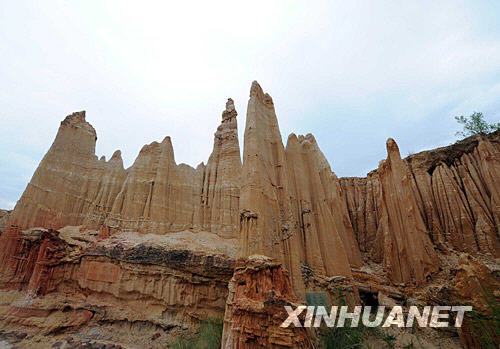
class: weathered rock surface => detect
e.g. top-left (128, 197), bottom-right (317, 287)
top-left (200, 98), bottom-right (242, 237)
top-left (221, 255), bottom-right (312, 348)
top-left (448, 254), bottom-right (499, 348)
top-left (0, 226), bottom-right (235, 347)
top-left (407, 133), bottom-right (500, 257)
top-left (238, 82), bottom-right (306, 297)
top-left (8, 101), bottom-right (241, 238)
top-left (285, 133), bottom-right (362, 269)
top-left (239, 82), bottom-right (358, 297)
top-left (408, 252), bottom-right (500, 349)
top-left (0, 209), bottom-right (10, 234)
top-left (341, 131), bottom-right (500, 285)
top-left (9, 111), bottom-right (111, 230)
top-left (341, 174), bottom-right (382, 255)
top-left (375, 139), bottom-right (439, 285)
top-left (0, 81), bottom-right (499, 348)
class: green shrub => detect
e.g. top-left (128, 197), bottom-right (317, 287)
top-left (402, 339), bottom-right (415, 348)
top-left (319, 288), bottom-right (375, 348)
top-left (170, 317), bottom-right (223, 349)
top-left (382, 334), bottom-right (396, 348)
top-left (455, 112), bottom-right (500, 140)
top-left (320, 326), bottom-right (367, 349)
top-left (466, 286), bottom-right (500, 349)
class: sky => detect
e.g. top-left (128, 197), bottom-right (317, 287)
top-left (1, 1), bottom-right (500, 210)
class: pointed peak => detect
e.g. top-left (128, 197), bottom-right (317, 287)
top-left (296, 135), bottom-right (314, 150)
top-left (161, 136), bottom-right (172, 144)
top-left (60, 110), bottom-right (96, 140)
top-left (108, 150), bottom-right (124, 169)
top-left (264, 93), bottom-right (274, 105)
top-left (62, 110), bottom-right (86, 122)
top-left (305, 133), bottom-right (316, 143)
top-left (386, 137), bottom-right (400, 153)
top-left (99, 155), bottom-right (106, 162)
top-left (61, 111), bottom-right (88, 128)
top-left (250, 81), bottom-right (263, 96)
top-left (159, 136), bottom-right (176, 163)
top-left (385, 138), bottom-right (403, 163)
top-left (296, 133), bottom-right (315, 143)
top-left (110, 150), bottom-right (122, 161)
top-left (139, 137), bottom-right (173, 154)
top-left (249, 81), bottom-right (273, 106)
top-left (298, 133), bottom-right (319, 150)
top-left (226, 98), bottom-right (235, 111)
top-left (135, 137), bottom-right (175, 166)
top-left (286, 133), bottom-right (299, 149)
top-left (222, 98), bottom-right (237, 121)
top-left (140, 141), bottom-right (159, 154)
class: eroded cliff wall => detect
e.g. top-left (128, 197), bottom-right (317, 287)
top-left (8, 101), bottom-right (241, 238)
top-left (341, 131), bottom-right (500, 271)
top-left (0, 81), bottom-right (498, 348)
top-left (5, 82), bottom-right (499, 291)
top-left (238, 82), bottom-right (361, 297)
top-left (0, 226), bottom-right (236, 347)
top-left (9, 111), bottom-right (115, 230)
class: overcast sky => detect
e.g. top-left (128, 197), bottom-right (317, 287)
top-left (1, 1), bottom-right (500, 210)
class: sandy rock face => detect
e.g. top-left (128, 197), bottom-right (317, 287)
top-left (8, 82), bottom-right (497, 295)
top-left (341, 131), bottom-right (500, 285)
top-left (285, 133), bottom-right (362, 269)
top-left (408, 134), bottom-right (500, 257)
top-left (221, 255), bottom-right (312, 348)
top-left (201, 98), bottom-right (242, 237)
top-left (0, 209), bottom-right (10, 234)
top-left (0, 226), bottom-right (235, 345)
top-left (8, 102), bottom-right (241, 238)
top-left (9, 111), bottom-right (120, 230)
top-left (374, 138), bottom-right (439, 285)
top-left (239, 82), bottom-right (359, 297)
top-left (238, 82), bottom-right (307, 295)
top-left (0, 81), bottom-right (499, 348)
top-left (448, 254), bottom-right (499, 347)
top-left (106, 135), bottom-right (206, 234)
top-left (105, 98), bottom-right (241, 236)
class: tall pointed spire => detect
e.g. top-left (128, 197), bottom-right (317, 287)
top-left (239, 81), bottom-right (355, 297)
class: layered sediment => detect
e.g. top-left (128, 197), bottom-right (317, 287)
top-left (0, 226), bottom-right (236, 347)
top-left (221, 255), bottom-right (312, 349)
top-left (0, 81), bottom-right (498, 348)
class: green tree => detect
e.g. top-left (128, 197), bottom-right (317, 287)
top-left (455, 112), bottom-right (500, 140)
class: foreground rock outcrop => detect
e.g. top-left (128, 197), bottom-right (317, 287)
top-left (0, 226), bottom-right (236, 347)
top-left (221, 255), bottom-right (312, 348)
top-left (0, 81), bottom-right (498, 348)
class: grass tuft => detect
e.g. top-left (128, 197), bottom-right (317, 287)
top-left (466, 286), bottom-right (500, 349)
top-left (170, 317), bottom-right (223, 349)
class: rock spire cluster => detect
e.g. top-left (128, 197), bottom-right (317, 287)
top-left (0, 81), bottom-right (498, 348)
top-left (10, 101), bottom-right (242, 238)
